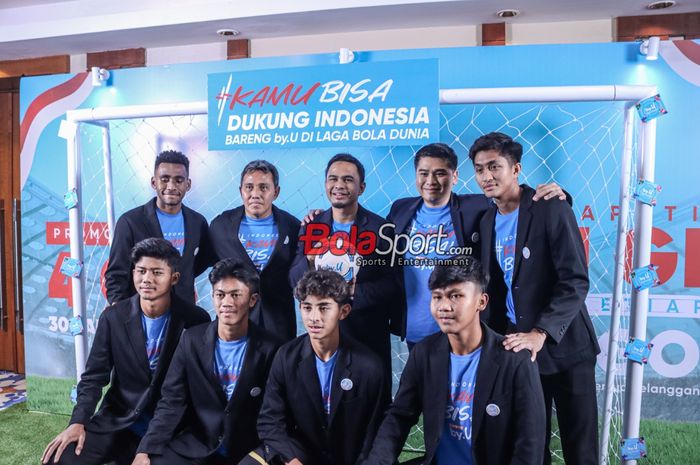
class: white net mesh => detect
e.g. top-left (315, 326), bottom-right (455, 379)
top-left (70, 101), bottom-right (637, 464)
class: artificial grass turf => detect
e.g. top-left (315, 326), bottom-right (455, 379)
top-left (2, 402), bottom-right (698, 465)
top-left (25, 375), bottom-right (76, 415)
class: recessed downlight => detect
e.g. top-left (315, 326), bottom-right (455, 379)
top-left (217, 29), bottom-right (240, 37)
top-left (647, 1), bottom-right (675, 9)
top-left (496, 9), bottom-right (520, 18)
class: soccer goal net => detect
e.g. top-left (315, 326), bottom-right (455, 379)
top-left (63, 84), bottom-right (657, 465)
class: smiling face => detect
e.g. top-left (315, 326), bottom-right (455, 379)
top-left (415, 156), bottom-right (458, 207)
top-left (430, 281), bottom-right (488, 337)
top-left (133, 256), bottom-right (179, 302)
top-left (212, 277), bottom-right (258, 329)
top-left (300, 294), bottom-right (350, 342)
top-left (325, 161), bottom-right (365, 209)
top-left (472, 149), bottom-right (521, 201)
top-left (240, 169), bottom-right (280, 219)
top-left (151, 162), bottom-right (191, 211)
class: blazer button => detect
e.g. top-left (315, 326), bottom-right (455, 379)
top-left (218, 435), bottom-right (224, 442)
top-left (134, 408), bottom-right (141, 415)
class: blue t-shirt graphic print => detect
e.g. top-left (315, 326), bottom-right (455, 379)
top-left (156, 208), bottom-right (185, 255)
top-left (215, 336), bottom-right (249, 400)
top-left (238, 215), bottom-right (279, 271)
top-left (494, 208), bottom-right (518, 324)
top-left (436, 347), bottom-right (482, 465)
top-left (141, 312), bottom-right (170, 372)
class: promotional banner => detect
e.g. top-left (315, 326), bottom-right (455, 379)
top-left (208, 59), bottom-right (439, 149)
top-left (18, 41), bottom-right (700, 423)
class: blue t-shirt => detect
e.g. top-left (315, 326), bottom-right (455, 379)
top-left (156, 208), bottom-right (185, 255)
top-left (494, 208), bottom-right (518, 325)
top-left (332, 221), bottom-right (353, 234)
top-left (435, 348), bottom-right (482, 465)
top-left (141, 312), bottom-right (170, 372)
top-left (403, 203), bottom-right (456, 343)
top-left (238, 214), bottom-right (279, 271)
top-left (214, 336), bottom-right (249, 401)
top-left (315, 351), bottom-right (339, 418)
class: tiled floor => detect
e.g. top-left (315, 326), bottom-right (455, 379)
top-left (0, 371), bottom-right (26, 411)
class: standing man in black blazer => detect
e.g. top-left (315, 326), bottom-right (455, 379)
top-left (42, 238), bottom-right (210, 465)
top-left (105, 150), bottom-right (211, 304)
top-left (256, 270), bottom-right (389, 465)
top-left (387, 143), bottom-right (565, 346)
top-left (209, 160), bottom-right (300, 341)
top-left (470, 132), bottom-right (600, 465)
top-left (362, 258), bottom-right (545, 465)
top-left (290, 154), bottom-right (397, 381)
top-left (132, 259), bottom-right (281, 465)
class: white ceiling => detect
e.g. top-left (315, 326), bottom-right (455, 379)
top-left (0, 0), bottom-right (697, 61)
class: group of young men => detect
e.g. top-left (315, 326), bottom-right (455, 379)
top-left (41, 131), bottom-right (600, 465)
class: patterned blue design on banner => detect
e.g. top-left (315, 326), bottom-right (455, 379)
top-left (208, 59), bottom-right (439, 149)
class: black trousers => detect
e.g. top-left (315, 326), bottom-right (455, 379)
top-left (53, 428), bottom-right (141, 465)
top-left (540, 359), bottom-right (598, 465)
top-left (149, 447), bottom-right (232, 465)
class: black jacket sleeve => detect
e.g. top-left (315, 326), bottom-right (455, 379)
top-left (105, 216), bottom-right (135, 305)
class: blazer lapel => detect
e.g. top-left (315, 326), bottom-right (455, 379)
top-left (480, 206), bottom-right (497, 276)
top-left (264, 205), bottom-right (289, 271)
top-left (425, 335), bottom-right (451, 443)
top-left (394, 197), bottom-right (422, 235)
top-left (180, 205), bottom-right (199, 260)
top-left (512, 185), bottom-right (534, 283)
top-left (471, 326), bottom-right (501, 448)
top-left (198, 320), bottom-right (228, 405)
top-left (144, 198), bottom-right (165, 238)
top-left (327, 344), bottom-right (351, 427)
top-left (227, 324), bottom-right (263, 410)
top-left (299, 337), bottom-right (325, 419)
top-left (227, 207), bottom-right (257, 270)
top-left (448, 194), bottom-right (466, 248)
top-left (151, 301), bottom-right (185, 383)
top-left (124, 295), bottom-right (152, 379)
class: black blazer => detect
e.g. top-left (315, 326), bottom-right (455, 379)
top-left (69, 294), bottom-right (210, 432)
top-left (479, 184), bottom-right (600, 375)
top-left (257, 334), bottom-right (389, 465)
top-left (209, 205), bottom-right (300, 341)
top-left (289, 205), bottom-right (398, 368)
top-left (105, 198), bottom-right (211, 304)
top-left (386, 193), bottom-right (491, 338)
top-left (136, 321), bottom-right (281, 462)
top-left (363, 325), bottom-right (546, 465)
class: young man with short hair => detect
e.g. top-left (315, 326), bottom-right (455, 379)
top-left (131, 258), bottom-right (281, 465)
top-left (470, 132), bottom-right (600, 465)
top-left (387, 142), bottom-right (565, 347)
top-left (105, 150), bottom-right (211, 304)
top-left (209, 160), bottom-right (300, 341)
top-left (256, 270), bottom-right (389, 465)
top-left (290, 153), bottom-right (397, 380)
top-left (363, 258), bottom-right (546, 465)
top-left (42, 238), bottom-right (210, 465)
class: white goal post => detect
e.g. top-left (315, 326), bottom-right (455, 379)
top-left (64, 83), bottom-right (658, 465)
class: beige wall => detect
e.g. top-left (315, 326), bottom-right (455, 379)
top-left (69, 19), bottom-right (615, 72)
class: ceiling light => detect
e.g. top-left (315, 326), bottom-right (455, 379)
top-left (496, 9), bottom-right (519, 18)
top-left (91, 67), bottom-right (110, 87)
top-left (640, 37), bottom-right (661, 60)
top-left (646, 1), bottom-right (675, 9)
top-left (217, 29), bottom-right (240, 37)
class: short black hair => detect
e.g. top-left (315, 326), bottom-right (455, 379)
top-left (294, 269), bottom-right (351, 306)
top-left (155, 150), bottom-right (190, 174)
top-left (428, 256), bottom-right (489, 293)
top-left (414, 142), bottom-right (458, 171)
top-left (325, 153), bottom-right (366, 184)
top-left (240, 160), bottom-right (280, 188)
top-left (130, 237), bottom-right (180, 272)
top-left (208, 258), bottom-right (260, 295)
top-left (468, 132), bottom-right (523, 166)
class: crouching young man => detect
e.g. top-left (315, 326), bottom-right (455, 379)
top-left (131, 258), bottom-right (281, 465)
top-left (41, 238), bottom-right (210, 465)
top-left (362, 257), bottom-right (546, 465)
top-left (252, 270), bottom-right (389, 465)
